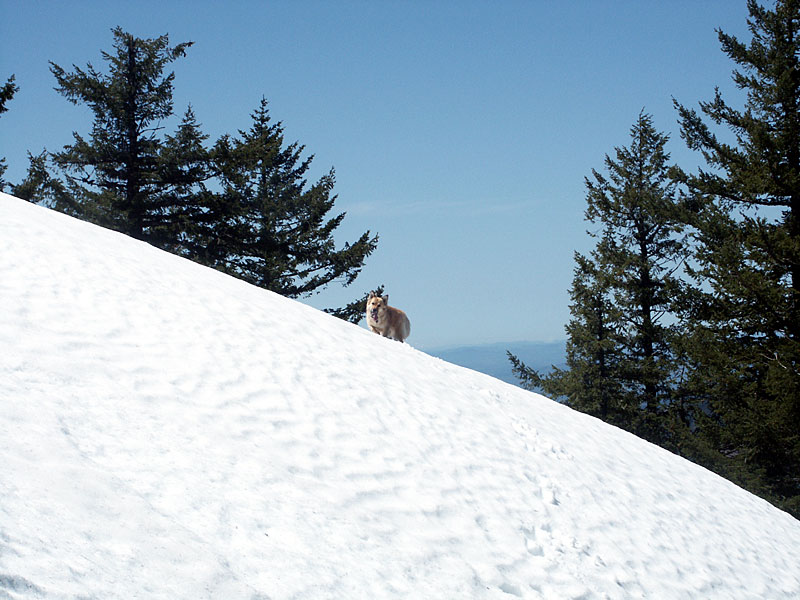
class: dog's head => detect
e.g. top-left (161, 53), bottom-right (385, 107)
top-left (366, 291), bottom-right (389, 322)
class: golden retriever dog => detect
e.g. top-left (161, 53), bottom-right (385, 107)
top-left (366, 291), bottom-right (411, 342)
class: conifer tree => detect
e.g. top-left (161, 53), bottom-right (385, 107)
top-left (586, 112), bottom-right (690, 443)
top-left (0, 74), bottom-right (19, 191)
top-left (39, 27), bottom-right (194, 243)
top-left (673, 0), bottom-right (800, 514)
top-left (208, 98), bottom-right (379, 298)
top-left (512, 112), bottom-right (692, 446)
top-left (157, 106), bottom-right (215, 256)
top-left (0, 75), bottom-right (15, 114)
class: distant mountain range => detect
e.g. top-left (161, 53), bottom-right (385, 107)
top-left (425, 340), bottom-right (567, 386)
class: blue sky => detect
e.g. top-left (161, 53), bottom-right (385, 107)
top-left (1, 0), bottom-right (750, 349)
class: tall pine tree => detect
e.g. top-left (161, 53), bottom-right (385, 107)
top-left (40, 27), bottom-right (194, 244)
top-left (157, 106), bottom-right (215, 257)
top-left (512, 112), bottom-right (692, 446)
top-left (674, 0), bottom-right (800, 515)
top-left (586, 112), bottom-right (691, 444)
top-left (0, 74), bottom-right (19, 191)
top-left (206, 98), bottom-right (379, 299)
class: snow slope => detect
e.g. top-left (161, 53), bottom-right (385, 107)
top-left (1, 192), bottom-right (799, 600)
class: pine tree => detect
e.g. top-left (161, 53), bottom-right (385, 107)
top-left (674, 0), bottom-right (800, 514)
top-left (0, 75), bottom-right (15, 114)
top-left (12, 151), bottom-right (66, 204)
top-left (512, 112), bottom-right (692, 446)
top-left (0, 74), bottom-right (19, 191)
top-left (207, 98), bottom-right (379, 299)
top-left (586, 112), bottom-right (691, 443)
top-left (39, 27), bottom-right (194, 243)
top-left (157, 106), bottom-right (215, 256)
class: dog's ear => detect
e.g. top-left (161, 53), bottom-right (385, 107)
top-left (368, 291), bottom-right (375, 299)
top-left (382, 294), bottom-right (389, 304)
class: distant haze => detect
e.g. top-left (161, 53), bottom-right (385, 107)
top-left (426, 340), bottom-right (566, 385)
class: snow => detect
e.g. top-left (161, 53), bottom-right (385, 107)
top-left (1, 191), bottom-right (799, 600)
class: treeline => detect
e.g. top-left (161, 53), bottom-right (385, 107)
top-left (510, 0), bottom-right (800, 518)
top-left (1, 27), bottom-right (379, 321)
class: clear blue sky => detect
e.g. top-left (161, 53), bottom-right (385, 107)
top-left (1, 0), bottom-right (750, 349)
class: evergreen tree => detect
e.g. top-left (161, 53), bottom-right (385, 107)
top-left (38, 27), bottom-right (194, 243)
top-left (157, 106), bottom-right (215, 256)
top-left (207, 98), bottom-right (379, 299)
top-left (0, 75), bottom-right (16, 114)
top-left (12, 150), bottom-right (70, 206)
top-left (0, 74), bottom-right (19, 191)
top-left (674, 0), bottom-right (800, 514)
top-left (586, 112), bottom-right (691, 443)
top-left (512, 112), bottom-right (692, 446)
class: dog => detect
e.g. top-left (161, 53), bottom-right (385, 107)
top-left (366, 291), bottom-right (411, 342)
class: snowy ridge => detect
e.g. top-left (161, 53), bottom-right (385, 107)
top-left (1, 191), bottom-right (799, 599)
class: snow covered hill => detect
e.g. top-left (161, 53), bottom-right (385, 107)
top-left (1, 191), bottom-right (799, 600)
